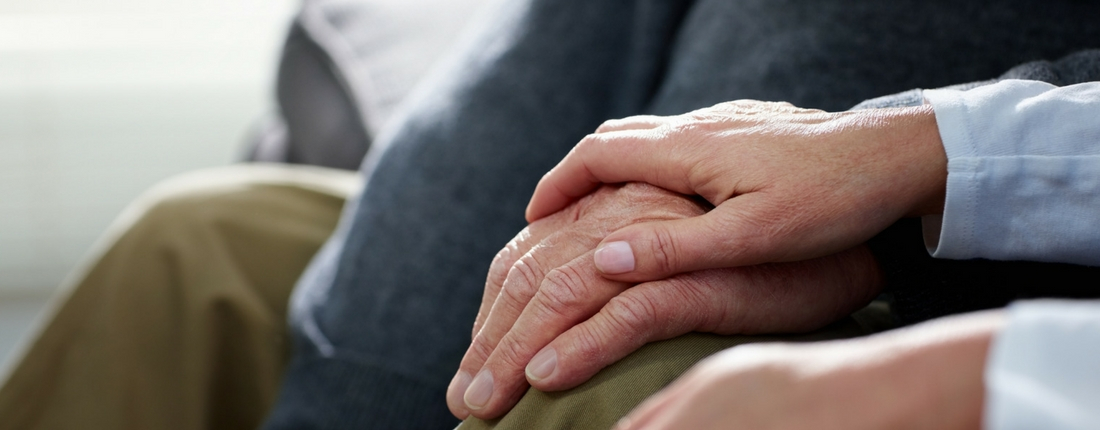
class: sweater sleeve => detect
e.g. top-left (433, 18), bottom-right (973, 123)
top-left (921, 80), bottom-right (1100, 266)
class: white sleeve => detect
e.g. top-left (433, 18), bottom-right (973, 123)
top-left (921, 80), bottom-right (1100, 266)
top-left (984, 300), bottom-right (1100, 430)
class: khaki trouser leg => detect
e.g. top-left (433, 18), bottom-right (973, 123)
top-left (0, 165), bottom-right (359, 430)
top-left (460, 303), bottom-right (896, 430)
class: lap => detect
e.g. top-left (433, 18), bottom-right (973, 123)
top-left (460, 303), bottom-right (895, 430)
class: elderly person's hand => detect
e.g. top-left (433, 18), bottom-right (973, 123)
top-left (617, 310), bottom-right (1004, 430)
top-left (447, 183), bottom-right (884, 420)
top-left (526, 101), bottom-right (947, 283)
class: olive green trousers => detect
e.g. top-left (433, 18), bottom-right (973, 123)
top-left (0, 165), bottom-right (360, 430)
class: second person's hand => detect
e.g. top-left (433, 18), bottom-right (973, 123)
top-left (526, 101), bottom-right (948, 283)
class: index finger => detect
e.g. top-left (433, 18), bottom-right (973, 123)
top-left (449, 213), bottom-right (604, 418)
top-left (525, 128), bottom-right (696, 222)
top-left (462, 250), bottom-right (629, 419)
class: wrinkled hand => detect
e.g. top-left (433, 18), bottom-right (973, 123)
top-left (526, 101), bottom-right (947, 283)
top-left (617, 310), bottom-right (1004, 430)
top-left (447, 183), bottom-right (884, 420)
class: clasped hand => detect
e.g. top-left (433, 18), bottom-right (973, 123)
top-left (447, 183), bottom-right (883, 420)
top-left (449, 100), bottom-right (948, 421)
top-left (528, 100), bottom-right (947, 282)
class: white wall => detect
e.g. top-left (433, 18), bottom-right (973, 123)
top-left (0, 0), bottom-right (296, 294)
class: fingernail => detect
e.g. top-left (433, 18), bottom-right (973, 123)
top-left (595, 241), bottom-right (635, 274)
top-left (464, 370), bottom-right (494, 410)
top-left (448, 371), bottom-right (472, 414)
top-left (526, 347), bottom-right (558, 381)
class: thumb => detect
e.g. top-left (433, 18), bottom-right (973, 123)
top-left (592, 201), bottom-right (774, 282)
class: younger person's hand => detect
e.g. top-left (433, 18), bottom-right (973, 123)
top-left (527, 101), bottom-right (947, 283)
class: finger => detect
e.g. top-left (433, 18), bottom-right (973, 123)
top-left (450, 219), bottom-right (580, 419)
top-left (448, 223), bottom-right (604, 418)
top-left (473, 246), bottom-right (517, 339)
top-left (451, 254), bottom-right (556, 418)
top-left (593, 191), bottom-right (891, 283)
top-left (595, 115), bottom-right (672, 133)
top-left (523, 276), bottom-right (721, 392)
top-left (457, 221), bottom-right (568, 420)
top-left (472, 217), bottom-right (566, 339)
top-left (535, 248), bottom-right (883, 393)
top-left (453, 243), bottom-right (527, 419)
top-left (525, 129), bottom-right (699, 222)
top-left (591, 194), bottom-right (787, 282)
top-left (462, 252), bottom-right (628, 419)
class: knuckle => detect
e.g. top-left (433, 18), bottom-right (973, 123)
top-left (573, 191), bottom-right (604, 222)
top-left (568, 323), bottom-right (611, 364)
top-left (471, 316), bottom-right (484, 339)
top-left (604, 293), bottom-right (661, 335)
top-left (486, 247), bottom-right (513, 288)
top-left (662, 275), bottom-right (733, 332)
top-left (647, 225), bottom-right (681, 274)
top-left (668, 119), bottom-right (705, 137)
top-left (539, 266), bottom-right (593, 318)
top-left (497, 285), bottom-right (530, 318)
top-left (617, 183), bottom-right (708, 220)
top-left (502, 257), bottom-right (543, 299)
top-left (468, 332), bottom-right (500, 364)
top-left (595, 119), bottom-right (619, 133)
top-left (576, 133), bottom-right (607, 153)
top-left (492, 338), bottom-right (532, 373)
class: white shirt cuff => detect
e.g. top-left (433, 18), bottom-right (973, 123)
top-left (985, 300), bottom-right (1100, 430)
top-left (922, 80), bottom-right (1100, 265)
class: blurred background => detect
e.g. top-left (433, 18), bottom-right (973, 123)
top-left (0, 0), bottom-right (296, 368)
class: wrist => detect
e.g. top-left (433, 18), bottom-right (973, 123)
top-left (900, 104), bottom-right (948, 217)
top-left (866, 311), bottom-right (1004, 429)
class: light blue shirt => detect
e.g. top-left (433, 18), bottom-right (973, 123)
top-left (924, 80), bottom-right (1100, 430)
